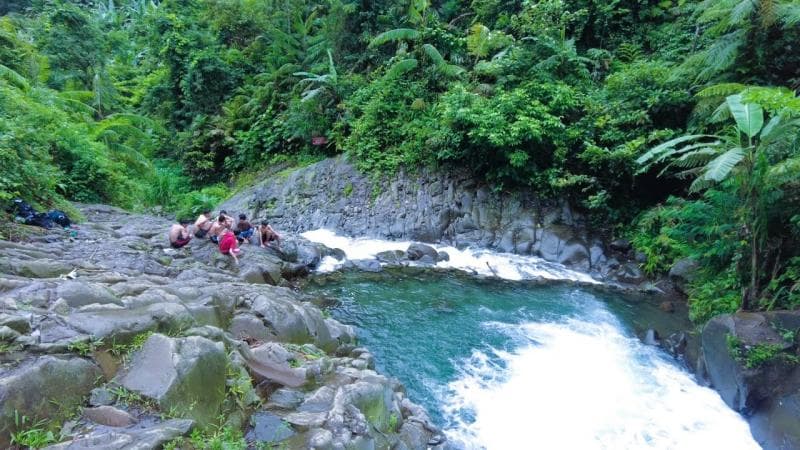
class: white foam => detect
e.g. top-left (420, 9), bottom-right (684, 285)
top-left (301, 229), bottom-right (598, 283)
top-left (442, 318), bottom-right (761, 450)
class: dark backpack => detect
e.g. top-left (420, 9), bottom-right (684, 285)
top-left (10, 198), bottom-right (35, 220)
top-left (26, 212), bottom-right (53, 228)
top-left (47, 210), bottom-right (71, 228)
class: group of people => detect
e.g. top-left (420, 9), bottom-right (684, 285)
top-left (168, 209), bottom-right (281, 264)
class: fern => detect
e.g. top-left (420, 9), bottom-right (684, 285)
top-left (369, 28), bottom-right (421, 48)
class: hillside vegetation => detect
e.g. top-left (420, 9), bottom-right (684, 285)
top-left (1, 0), bottom-right (800, 322)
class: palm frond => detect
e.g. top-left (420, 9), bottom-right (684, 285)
top-left (703, 146), bottom-right (745, 182)
top-left (422, 44), bottom-right (445, 66)
top-left (697, 30), bottom-right (744, 81)
top-left (369, 28), bottom-right (421, 48)
top-left (636, 134), bottom-right (719, 167)
top-left (385, 58), bottom-right (419, 78)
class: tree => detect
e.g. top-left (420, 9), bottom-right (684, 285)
top-left (638, 89), bottom-right (800, 309)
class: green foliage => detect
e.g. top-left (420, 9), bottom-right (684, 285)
top-left (10, 412), bottom-right (57, 449)
top-left (727, 334), bottom-right (799, 369)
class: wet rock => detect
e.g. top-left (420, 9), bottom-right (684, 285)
top-left (281, 262), bottom-right (310, 280)
top-left (376, 250), bottom-right (406, 265)
top-left (644, 329), bottom-right (660, 346)
top-left (406, 243), bottom-right (438, 261)
top-left (0, 356), bottom-right (101, 447)
top-left (614, 263), bottom-right (645, 284)
top-left (701, 312), bottom-right (797, 413)
top-left (116, 334), bottom-right (227, 428)
top-left (248, 411), bottom-right (296, 444)
top-left (437, 251), bottom-right (449, 262)
top-left (659, 301), bottom-right (675, 313)
top-left (350, 259), bottom-right (382, 272)
top-left (83, 406), bottom-right (137, 427)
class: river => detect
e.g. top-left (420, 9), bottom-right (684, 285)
top-left (302, 230), bottom-right (761, 450)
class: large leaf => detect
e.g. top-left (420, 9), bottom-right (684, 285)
top-left (422, 44), bottom-right (445, 66)
top-left (703, 147), bottom-right (745, 182)
top-left (384, 58), bottom-right (418, 78)
top-left (726, 94), bottom-right (763, 138)
top-left (369, 28), bottom-right (421, 48)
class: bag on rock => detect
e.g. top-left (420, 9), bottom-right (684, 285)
top-left (47, 210), bottom-right (71, 228)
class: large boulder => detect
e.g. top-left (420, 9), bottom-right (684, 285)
top-left (0, 356), bottom-right (101, 447)
top-left (115, 334), bottom-right (227, 428)
top-left (241, 262), bottom-right (283, 285)
top-left (701, 311), bottom-right (800, 450)
top-left (250, 292), bottom-right (352, 352)
top-left (406, 244), bottom-right (438, 261)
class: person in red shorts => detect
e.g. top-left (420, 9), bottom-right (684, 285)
top-left (168, 219), bottom-right (193, 248)
top-left (218, 227), bottom-right (240, 264)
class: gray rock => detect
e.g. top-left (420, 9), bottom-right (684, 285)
top-left (43, 418), bottom-right (193, 450)
top-left (0, 312), bottom-right (31, 334)
top-left (248, 411), bottom-right (295, 443)
top-left (267, 388), bottom-right (305, 410)
top-left (243, 342), bottom-right (307, 388)
top-left (375, 250), bottom-right (406, 264)
top-left (0, 356), bottom-right (101, 448)
top-left (437, 251), bottom-right (450, 262)
top-left (643, 329), bottom-right (660, 346)
top-left (83, 406), bottom-right (137, 427)
top-left (116, 334), bottom-right (227, 428)
top-left (614, 262), bottom-right (645, 284)
top-left (57, 281), bottom-right (123, 308)
top-left (241, 262), bottom-right (283, 285)
top-left (406, 243), bottom-right (438, 261)
top-left (609, 239), bottom-right (631, 252)
top-left (350, 259), bottom-right (382, 272)
top-left (669, 258), bottom-right (699, 293)
top-left (89, 387), bottom-right (116, 407)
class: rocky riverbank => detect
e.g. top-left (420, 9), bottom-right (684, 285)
top-left (221, 157), bottom-right (674, 292)
top-left (0, 204), bottom-right (444, 449)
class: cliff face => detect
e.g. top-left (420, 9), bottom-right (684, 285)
top-left (223, 157), bottom-right (615, 274)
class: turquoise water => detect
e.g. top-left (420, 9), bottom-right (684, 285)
top-left (307, 269), bottom-right (760, 449)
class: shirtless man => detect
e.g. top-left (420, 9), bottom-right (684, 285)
top-left (208, 214), bottom-right (230, 244)
top-left (258, 221), bottom-right (281, 249)
top-left (194, 210), bottom-right (213, 238)
top-left (169, 219), bottom-right (193, 248)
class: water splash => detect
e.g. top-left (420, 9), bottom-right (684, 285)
top-left (302, 229), bottom-right (598, 284)
top-left (442, 317), bottom-right (761, 450)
